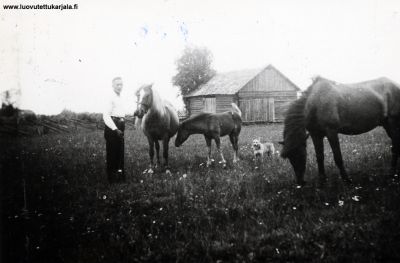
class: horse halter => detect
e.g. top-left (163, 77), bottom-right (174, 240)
top-left (136, 86), bottom-right (153, 115)
top-left (138, 101), bottom-right (150, 109)
top-left (136, 98), bottom-right (152, 116)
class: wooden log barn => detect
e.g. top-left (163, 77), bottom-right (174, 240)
top-left (183, 64), bottom-right (300, 123)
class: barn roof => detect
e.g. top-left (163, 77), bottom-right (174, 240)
top-left (184, 64), bottom-right (300, 98)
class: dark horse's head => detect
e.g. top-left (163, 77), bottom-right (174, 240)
top-left (134, 84), bottom-right (153, 119)
top-left (280, 96), bottom-right (309, 186)
top-left (175, 123), bottom-right (190, 147)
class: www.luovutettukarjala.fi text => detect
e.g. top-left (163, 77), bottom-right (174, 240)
top-left (3, 4), bottom-right (78, 10)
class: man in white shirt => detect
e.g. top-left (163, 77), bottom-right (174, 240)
top-left (103, 77), bottom-right (125, 183)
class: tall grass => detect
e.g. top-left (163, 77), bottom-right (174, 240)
top-left (1, 124), bottom-right (400, 262)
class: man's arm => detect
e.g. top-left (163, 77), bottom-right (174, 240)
top-left (103, 101), bottom-right (118, 130)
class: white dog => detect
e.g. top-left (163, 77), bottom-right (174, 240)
top-left (252, 138), bottom-right (275, 160)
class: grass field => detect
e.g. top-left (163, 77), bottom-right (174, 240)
top-left (1, 124), bottom-right (400, 262)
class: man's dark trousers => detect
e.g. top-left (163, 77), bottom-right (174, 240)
top-left (104, 117), bottom-right (125, 183)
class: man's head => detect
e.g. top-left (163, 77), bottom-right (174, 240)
top-left (112, 77), bottom-right (123, 95)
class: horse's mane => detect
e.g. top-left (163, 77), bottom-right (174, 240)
top-left (281, 84), bottom-right (314, 158)
top-left (183, 112), bottom-right (209, 122)
top-left (149, 86), bottom-right (167, 117)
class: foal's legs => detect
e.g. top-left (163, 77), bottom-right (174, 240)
top-left (214, 136), bottom-right (227, 168)
top-left (162, 137), bottom-right (171, 170)
top-left (380, 121), bottom-right (400, 175)
top-left (147, 137), bottom-right (155, 173)
top-left (229, 134), bottom-right (239, 163)
top-left (154, 140), bottom-right (160, 168)
top-left (326, 131), bottom-right (351, 183)
top-left (387, 119), bottom-right (400, 175)
top-left (311, 134), bottom-right (326, 185)
top-left (205, 136), bottom-right (212, 167)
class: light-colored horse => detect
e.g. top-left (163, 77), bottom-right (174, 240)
top-left (134, 84), bottom-right (179, 173)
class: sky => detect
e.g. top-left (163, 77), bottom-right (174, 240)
top-left (1, 0), bottom-right (400, 115)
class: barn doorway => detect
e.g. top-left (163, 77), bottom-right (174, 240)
top-left (203, 97), bottom-right (216, 113)
top-left (239, 98), bottom-right (275, 122)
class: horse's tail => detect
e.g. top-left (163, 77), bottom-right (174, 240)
top-left (231, 103), bottom-right (242, 117)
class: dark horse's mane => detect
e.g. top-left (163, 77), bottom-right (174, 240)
top-left (281, 81), bottom-right (316, 158)
top-left (183, 112), bottom-right (209, 122)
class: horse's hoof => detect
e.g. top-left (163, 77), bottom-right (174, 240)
top-left (296, 181), bottom-right (306, 188)
top-left (318, 179), bottom-right (327, 188)
top-left (343, 178), bottom-right (352, 185)
top-left (148, 168), bottom-right (154, 174)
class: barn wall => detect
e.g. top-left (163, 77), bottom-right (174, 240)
top-left (239, 90), bottom-right (297, 99)
top-left (238, 93), bottom-right (297, 123)
top-left (238, 67), bottom-right (298, 123)
top-left (239, 98), bottom-right (265, 122)
top-left (187, 95), bottom-right (236, 115)
top-left (216, 96), bottom-right (234, 113)
top-left (187, 97), bottom-right (204, 115)
top-left (238, 67), bottom-right (296, 95)
top-left (204, 97), bottom-right (216, 113)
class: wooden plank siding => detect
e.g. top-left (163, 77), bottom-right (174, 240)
top-left (238, 66), bottom-right (296, 95)
top-left (238, 95), bottom-right (296, 123)
top-left (239, 99), bottom-right (266, 122)
top-left (204, 98), bottom-right (216, 113)
top-left (188, 96), bottom-right (235, 115)
top-left (239, 90), bottom-right (297, 99)
top-left (189, 93), bottom-right (296, 122)
top-left (239, 98), bottom-right (276, 122)
top-left (187, 97), bottom-right (204, 115)
top-left (216, 96), bottom-right (234, 113)
top-left (235, 66), bottom-right (298, 123)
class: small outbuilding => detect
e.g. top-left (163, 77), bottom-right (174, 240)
top-left (183, 64), bottom-right (300, 123)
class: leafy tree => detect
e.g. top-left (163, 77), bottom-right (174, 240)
top-left (0, 103), bottom-right (16, 117)
top-left (0, 91), bottom-right (18, 117)
top-left (172, 46), bottom-right (216, 98)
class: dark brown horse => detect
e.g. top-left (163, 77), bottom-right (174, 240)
top-left (281, 76), bottom-right (400, 186)
top-left (134, 84), bottom-right (179, 173)
top-left (175, 103), bottom-right (242, 168)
